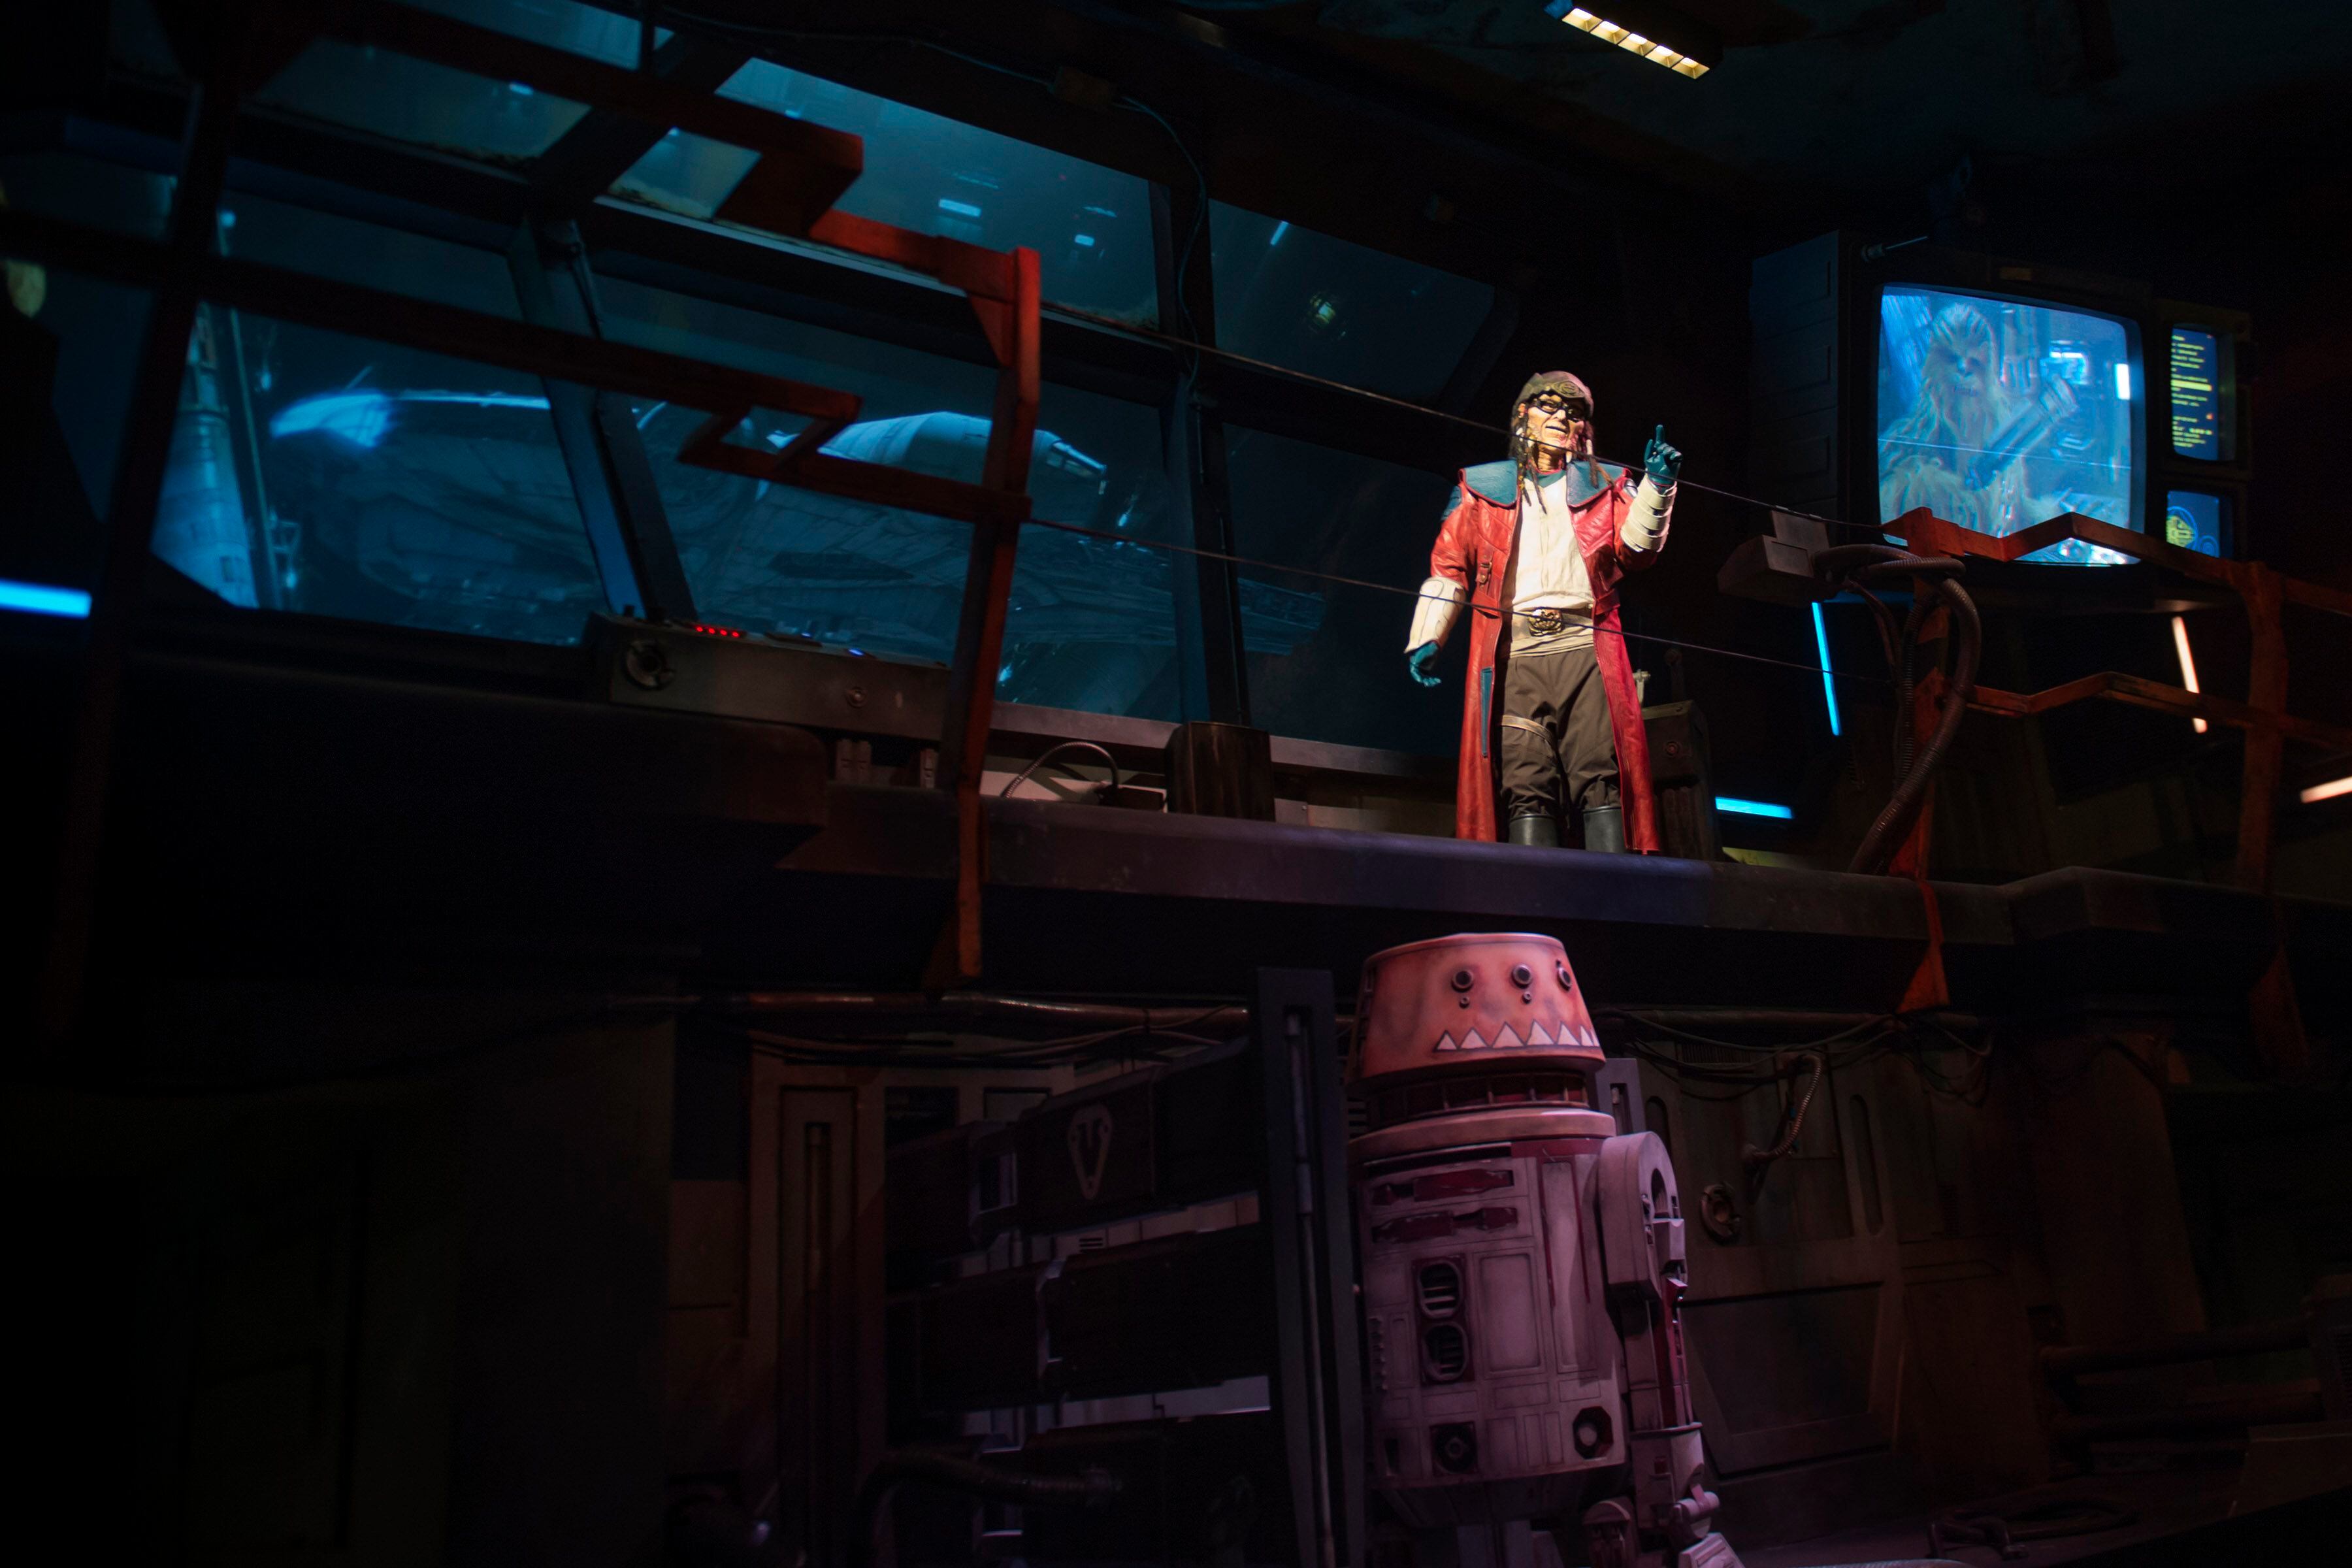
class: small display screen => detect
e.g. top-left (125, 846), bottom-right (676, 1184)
top-left (2163, 490), bottom-right (2230, 559)
top-left (1877, 286), bottom-right (2142, 566)
top-left (2170, 327), bottom-right (2223, 459)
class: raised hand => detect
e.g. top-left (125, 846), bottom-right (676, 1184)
top-left (1643, 423), bottom-right (1682, 489)
top-left (1407, 642), bottom-right (1443, 688)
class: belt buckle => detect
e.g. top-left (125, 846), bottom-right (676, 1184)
top-left (1527, 608), bottom-right (1567, 636)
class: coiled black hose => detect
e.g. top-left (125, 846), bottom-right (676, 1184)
top-left (1810, 546), bottom-right (1983, 876)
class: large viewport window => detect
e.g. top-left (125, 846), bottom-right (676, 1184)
top-left (1876, 285), bottom-right (2144, 566)
top-left (62, 0), bottom-right (1507, 751)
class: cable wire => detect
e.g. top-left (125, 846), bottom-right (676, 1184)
top-left (646, 2), bottom-right (1990, 702)
top-left (998, 739), bottom-right (1124, 798)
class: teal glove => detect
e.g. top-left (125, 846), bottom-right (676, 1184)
top-left (1643, 423), bottom-right (1682, 489)
top-left (1408, 642), bottom-right (1443, 688)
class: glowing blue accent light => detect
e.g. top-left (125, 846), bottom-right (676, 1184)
top-left (1810, 602), bottom-right (1841, 738)
top-left (1083, 206), bottom-right (1118, 218)
top-left (271, 390), bottom-right (393, 448)
top-left (1269, 220), bottom-right (1290, 248)
top-left (1073, 233), bottom-right (1096, 247)
top-left (218, 209), bottom-right (237, 229)
top-left (1716, 796), bottom-right (1793, 820)
top-left (0, 579), bottom-right (91, 618)
top-left (998, 664), bottom-right (1013, 683)
top-left (938, 198), bottom-right (983, 218)
top-left (2114, 362), bottom-right (2132, 401)
top-left (269, 389), bottom-right (551, 449)
top-left (508, 81), bottom-right (534, 95)
top-left (848, 647), bottom-right (866, 657)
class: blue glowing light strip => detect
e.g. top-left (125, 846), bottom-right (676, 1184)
top-left (1810, 601), bottom-right (1842, 737)
top-left (1715, 796), bottom-right (1793, 820)
top-left (0, 578), bottom-right (92, 618)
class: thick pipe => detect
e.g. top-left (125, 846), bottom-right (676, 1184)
top-left (693, 991), bottom-right (1250, 1039)
top-left (2040, 1317), bottom-right (2309, 1380)
top-left (2048, 1384), bottom-right (2325, 1446)
top-left (1850, 576), bottom-right (1982, 875)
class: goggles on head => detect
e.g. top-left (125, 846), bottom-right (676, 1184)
top-left (1522, 389), bottom-right (1591, 421)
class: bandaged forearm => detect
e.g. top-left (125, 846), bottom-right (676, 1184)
top-left (1620, 477), bottom-right (1674, 555)
top-left (1405, 576), bottom-right (1465, 650)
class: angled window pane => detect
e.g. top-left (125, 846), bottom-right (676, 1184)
top-left (216, 195), bottom-right (521, 318)
top-left (1, 261), bottom-right (153, 596)
top-left (110, 0), bottom-right (663, 86)
top-left (614, 61), bottom-right (1156, 318)
top-left (599, 280), bottom-right (1180, 717)
top-left (154, 312), bottom-right (608, 643)
top-left (1226, 427), bottom-right (1454, 755)
top-left (392, 0), bottom-right (664, 67)
top-left (1, 150), bottom-right (171, 242)
top-left (108, 0), bottom-right (182, 80)
top-left (253, 42), bottom-right (592, 162)
top-left (1210, 203), bottom-right (1494, 402)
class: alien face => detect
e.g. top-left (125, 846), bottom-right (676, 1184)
top-left (1927, 305), bottom-right (1999, 402)
top-left (1516, 388), bottom-right (1591, 469)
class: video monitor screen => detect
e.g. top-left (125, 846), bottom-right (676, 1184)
top-left (2169, 327), bottom-right (2225, 459)
top-left (2163, 490), bottom-right (2230, 559)
top-left (1877, 286), bottom-right (2142, 566)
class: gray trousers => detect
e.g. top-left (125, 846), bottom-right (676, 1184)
top-left (1497, 645), bottom-right (1619, 823)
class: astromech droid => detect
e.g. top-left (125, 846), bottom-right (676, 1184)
top-left (1350, 934), bottom-right (1739, 1568)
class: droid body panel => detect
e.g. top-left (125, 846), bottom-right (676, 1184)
top-left (1350, 934), bottom-right (1739, 1568)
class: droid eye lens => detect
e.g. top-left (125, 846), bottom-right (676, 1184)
top-left (1557, 964), bottom-right (1573, 990)
top-left (1510, 964), bottom-right (1533, 987)
top-left (1452, 969), bottom-right (1474, 992)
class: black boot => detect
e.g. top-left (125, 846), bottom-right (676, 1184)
top-left (1505, 813), bottom-right (1560, 847)
top-left (1581, 804), bottom-right (1625, 853)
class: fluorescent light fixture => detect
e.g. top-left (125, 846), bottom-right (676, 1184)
top-left (2304, 776), bottom-right (2352, 804)
top-left (1812, 602), bottom-right (1842, 737)
top-left (937, 198), bottom-right (982, 218)
top-left (2170, 614), bottom-right (2206, 734)
top-left (1716, 796), bottom-right (1793, 820)
top-left (1550, 3), bottom-right (1711, 76)
top-left (0, 578), bottom-right (93, 618)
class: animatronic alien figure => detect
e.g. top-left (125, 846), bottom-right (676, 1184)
top-left (1405, 372), bottom-right (1680, 851)
top-left (1879, 297), bottom-right (2077, 540)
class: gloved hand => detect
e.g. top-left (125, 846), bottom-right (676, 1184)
top-left (1643, 423), bottom-right (1682, 490)
top-left (1407, 642), bottom-right (1443, 688)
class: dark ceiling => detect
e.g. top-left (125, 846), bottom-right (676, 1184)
top-left (1174, 1), bottom-right (2352, 198)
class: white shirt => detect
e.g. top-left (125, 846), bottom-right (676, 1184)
top-left (1402, 468), bottom-right (1672, 654)
top-left (1503, 472), bottom-right (1596, 654)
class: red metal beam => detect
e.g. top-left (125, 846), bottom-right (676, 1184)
top-left (938, 246), bottom-right (1043, 985)
top-left (1891, 505), bottom-right (2340, 1071)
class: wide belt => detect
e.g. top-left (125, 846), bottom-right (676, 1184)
top-left (1517, 606), bottom-right (1585, 637)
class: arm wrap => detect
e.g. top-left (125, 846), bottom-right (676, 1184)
top-left (1620, 477), bottom-right (1674, 555)
top-left (1405, 576), bottom-right (1465, 651)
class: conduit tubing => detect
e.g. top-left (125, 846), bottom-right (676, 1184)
top-left (2040, 1317), bottom-right (2309, 1380)
top-left (1812, 546), bottom-right (1983, 876)
top-left (691, 991), bottom-right (1250, 1039)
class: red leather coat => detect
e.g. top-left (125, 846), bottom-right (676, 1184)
top-left (1428, 459), bottom-right (1663, 850)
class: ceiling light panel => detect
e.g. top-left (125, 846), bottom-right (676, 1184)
top-left (1545, 1), bottom-right (1714, 77)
